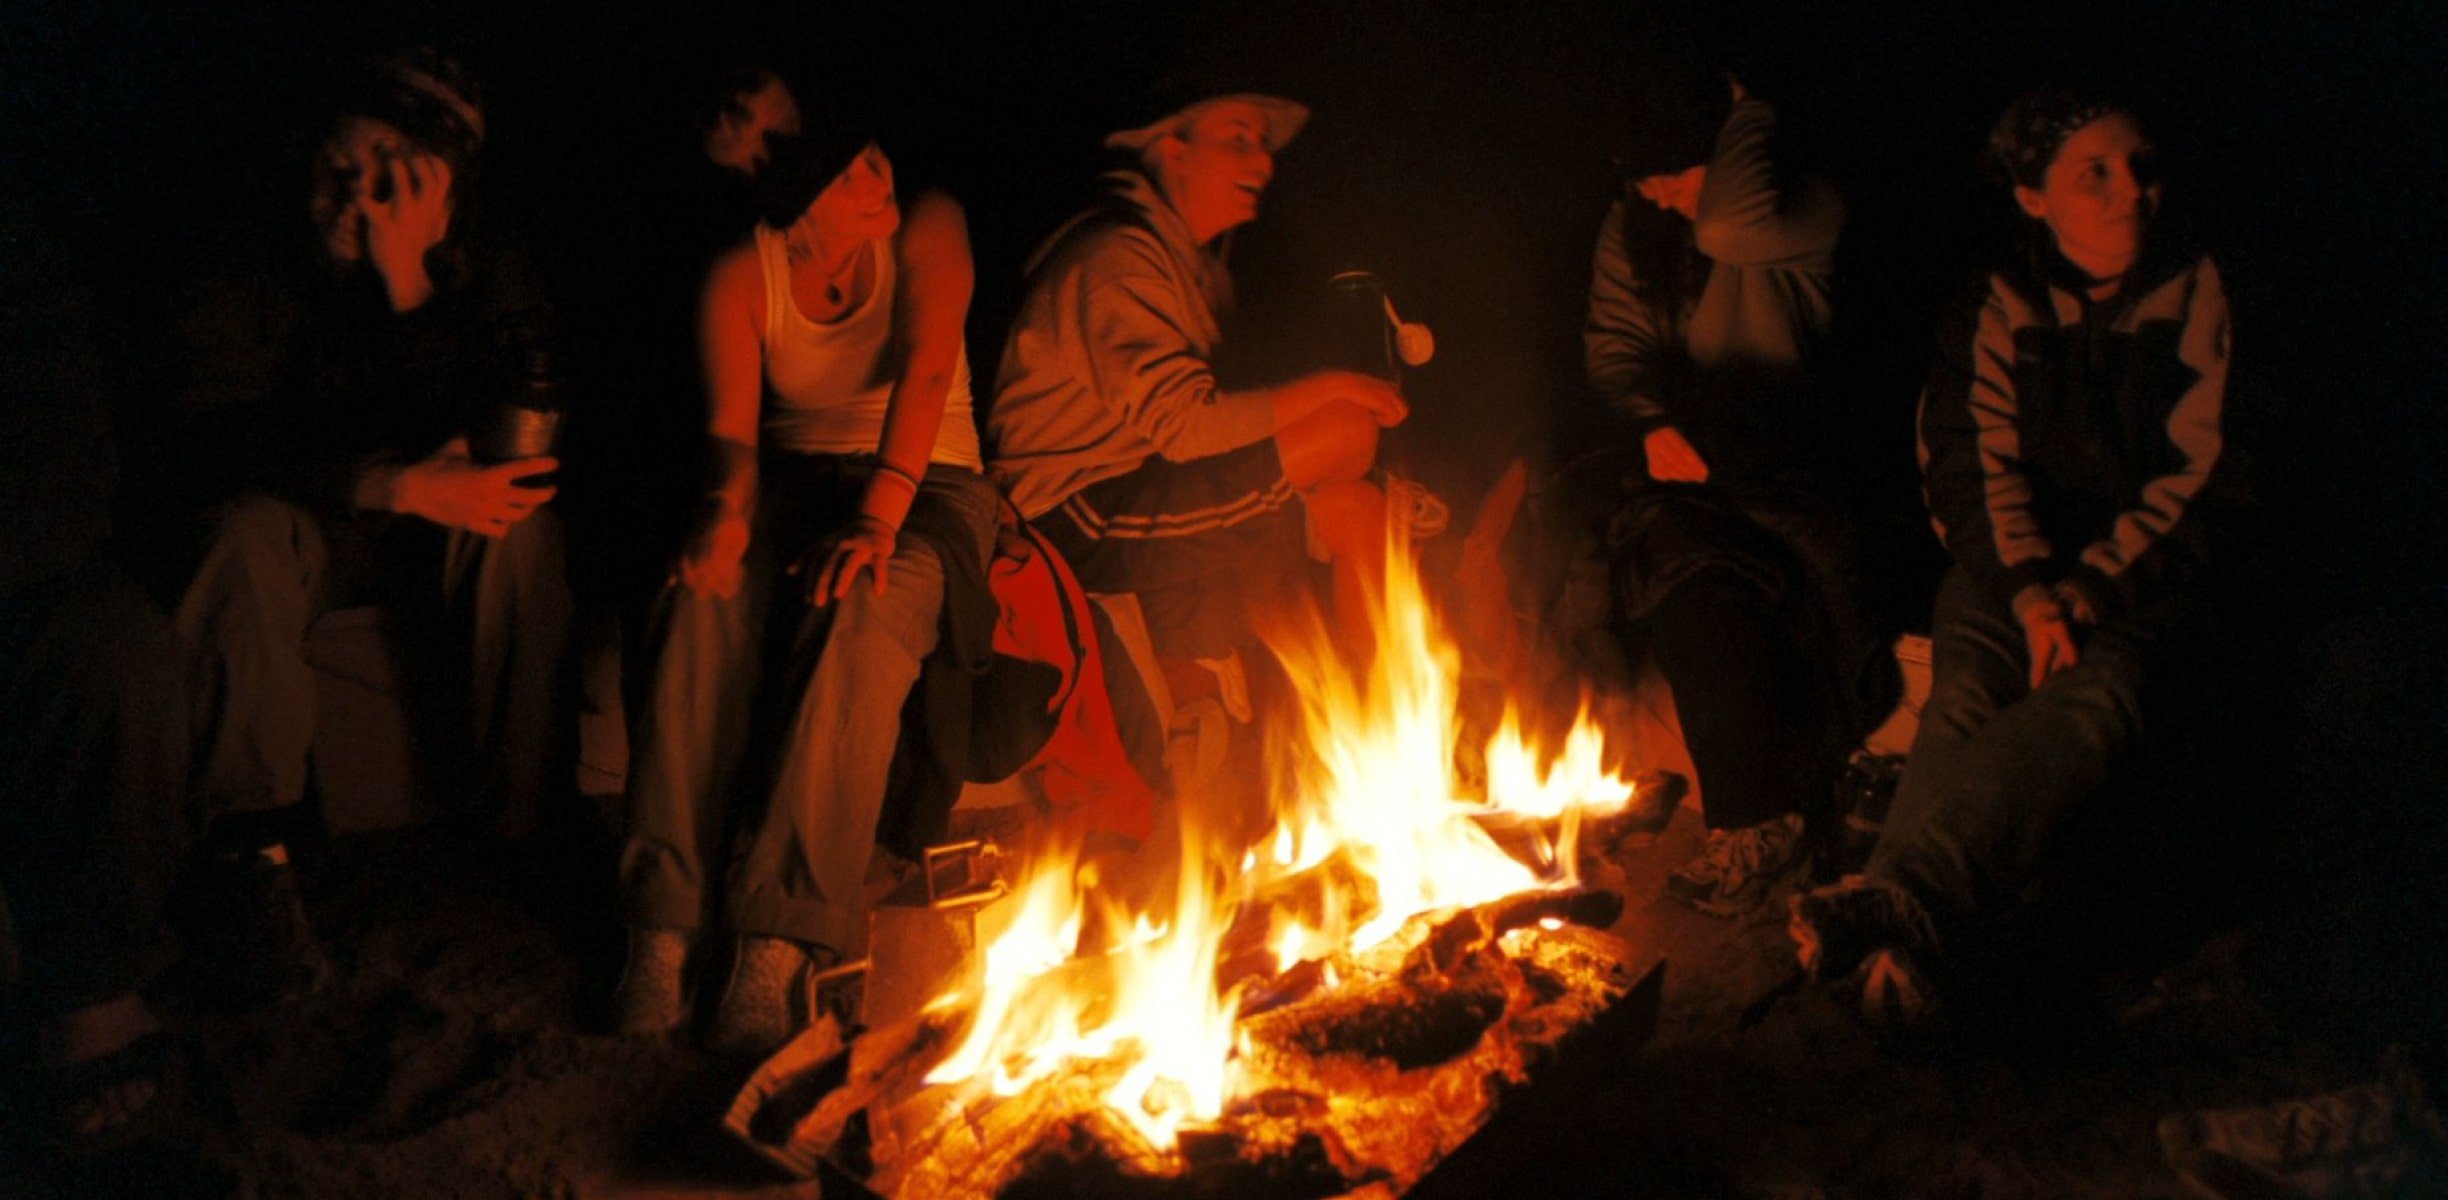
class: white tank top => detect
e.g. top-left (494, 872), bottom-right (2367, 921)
top-left (753, 224), bottom-right (984, 468)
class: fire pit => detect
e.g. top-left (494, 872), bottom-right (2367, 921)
top-left (728, 533), bottom-right (1668, 1198)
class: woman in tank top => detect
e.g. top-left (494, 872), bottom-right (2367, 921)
top-left (613, 79), bottom-right (1000, 1058)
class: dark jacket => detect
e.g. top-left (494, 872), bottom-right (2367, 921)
top-left (1584, 97), bottom-right (1844, 481)
top-left (145, 221), bottom-right (554, 525)
top-left (1917, 241), bottom-right (2232, 621)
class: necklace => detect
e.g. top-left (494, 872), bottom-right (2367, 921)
top-left (790, 236), bottom-right (864, 307)
top-left (821, 245), bottom-right (860, 305)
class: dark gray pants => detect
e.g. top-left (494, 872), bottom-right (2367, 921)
top-left (174, 494), bottom-right (573, 822)
top-left (620, 466), bottom-right (997, 953)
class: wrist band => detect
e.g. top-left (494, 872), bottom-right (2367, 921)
top-left (875, 462), bottom-right (923, 492)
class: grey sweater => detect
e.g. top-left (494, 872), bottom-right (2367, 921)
top-left (988, 171), bottom-right (1279, 519)
top-left (1584, 99), bottom-right (1842, 475)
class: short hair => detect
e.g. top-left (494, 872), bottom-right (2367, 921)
top-left (1984, 87), bottom-right (2130, 192)
top-left (695, 65), bottom-right (785, 139)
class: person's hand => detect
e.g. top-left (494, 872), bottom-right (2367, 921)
top-left (677, 512), bottom-right (752, 599)
top-left (1635, 165), bottom-right (1707, 220)
top-left (791, 516), bottom-right (896, 607)
top-left (2052, 577), bottom-right (2104, 628)
top-left (2012, 584), bottom-right (2081, 690)
top-left (1291, 369), bottom-right (1410, 428)
top-left (392, 442), bottom-right (556, 538)
top-left (1642, 424), bottom-right (1710, 483)
top-left (359, 148), bottom-right (453, 312)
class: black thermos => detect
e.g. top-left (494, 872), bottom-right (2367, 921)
top-left (1323, 269), bottom-right (1398, 382)
top-left (473, 346), bottom-right (563, 486)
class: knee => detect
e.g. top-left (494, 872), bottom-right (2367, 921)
top-left (499, 505), bottom-right (565, 557)
top-left (203, 493), bottom-right (314, 563)
top-left (2033, 665), bottom-right (2146, 745)
top-left (831, 543), bottom-right (945, 660)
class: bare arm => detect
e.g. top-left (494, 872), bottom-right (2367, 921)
top-left (681, 241), bottom-right (766, 598)
top-left (865, 190), bottom-right (972, 528)
top-left (1250, 369), bottom-right (1406, 430)
top-left (811, 191), bottom-right (975, 605)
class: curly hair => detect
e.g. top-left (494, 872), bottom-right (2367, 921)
top-left (1983, 86), bottom-right (2127, 193)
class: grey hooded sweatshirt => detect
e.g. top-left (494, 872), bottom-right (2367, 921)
top-left (989, 170), bottom-right (1279, 519)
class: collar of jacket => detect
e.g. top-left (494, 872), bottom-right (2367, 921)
top-left (2011, 226), bottom-right (2203, 322)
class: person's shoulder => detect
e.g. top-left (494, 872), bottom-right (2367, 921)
top-left (702, 232), bottom-right (767, 304)
top-left (897, 188), bottom-right (972, 260)
top-left (2137, 241), bottom-right (2220, 295)
top-left (903, 187), bottom-right (966, 229)
top-left (1037, 208), bottom-right (1169, 291)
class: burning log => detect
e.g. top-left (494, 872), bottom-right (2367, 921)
top-left (1467, 767), bottom-right (1684, 867)
top-left (1209, 855), bottom-right (1375, 994)
top-left (1239, 957), bottom-right (1332, 1019)
top-left (1261, 950), bottom-right (1510, 1069)
top-left (1414, 886), bottom-right (1624, 974)
top-left (726, 1004), bottom-right (967, 1174)
top-left (878, 1065), bottom-right (1133, 1198)
top-left (801, 917), bottom-right (1655, 1199)
top-left (1240, 886), bottom-right (1623, 1071)
top-left (1585, 768), bottom-right (1685, 856)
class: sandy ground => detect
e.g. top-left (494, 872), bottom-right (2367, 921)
top-left (8, 632), bottom-right (2435, 1200)
top-left (3, 756), bottom-right (2408, 1200)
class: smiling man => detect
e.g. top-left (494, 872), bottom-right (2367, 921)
top-left (989, 93), bottom-right (1411, 666)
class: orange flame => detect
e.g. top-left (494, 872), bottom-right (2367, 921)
top-left (922, 528), bottom-right (1638, 1154)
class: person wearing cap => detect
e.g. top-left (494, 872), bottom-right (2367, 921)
top-left (1576, 73), bottom-right (1879, 920)
top-left (988, 93), bottom-right (1410, 668)
top-left (1788, 88), bottom-right (2237, 1026)
top-left (609, 99), bottom-right (999, 1058)
top-left (146, 51), bottom-right (570, 1001)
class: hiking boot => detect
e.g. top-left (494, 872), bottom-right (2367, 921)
top-left (183, 841), bottom-right (331, 1010)
top-left (1665, 812), bottom-right (1807, 917)
top-left (706, 935), bottom-right (836, 1061)
top-left (608, 927), bottom-right (693, 1037)
top-left (1788, 874), bottom-right (1940, 981)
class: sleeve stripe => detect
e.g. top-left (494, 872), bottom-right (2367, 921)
top-left (1972, 283), bottom-right (2054, 571)
top-left (2079, 260), bottom-right (2229, 579)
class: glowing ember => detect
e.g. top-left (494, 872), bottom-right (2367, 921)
top-left (920, 528), bottom-right (1641, 1156)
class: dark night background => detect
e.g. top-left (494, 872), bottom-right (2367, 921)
top-left (7, 2), bottom-right (2448, 1193)
top-left (7, 0), bottom-right (2445, 610)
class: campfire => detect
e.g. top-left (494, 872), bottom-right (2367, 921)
top-left (733, 527), bottom-right (1668, 1198)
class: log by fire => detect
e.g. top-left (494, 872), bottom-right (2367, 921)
top-left (729, 526), bottom-right (1665, 1196)
top-left (735, 887), bottom-right (1659, 1199)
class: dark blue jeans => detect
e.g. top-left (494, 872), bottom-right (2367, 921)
top-left (1868, 568), bottom-right (2170, 942)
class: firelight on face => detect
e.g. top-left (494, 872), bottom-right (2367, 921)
top-left (1159, 100), bottom-right (1276, 243)
top-left (311, 117), bottom-right (410, 266)
top-left (2016, 112), bottom-right (2160, 282)
top-left (793, 141), bottom-right (900, 246)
